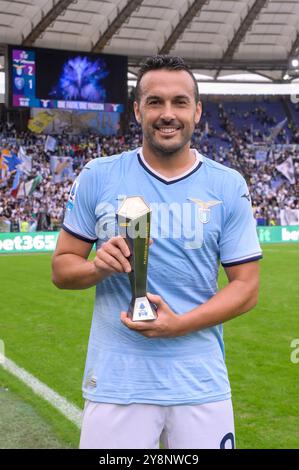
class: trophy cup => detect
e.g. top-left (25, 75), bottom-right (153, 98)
top-left (116, 196), bottom-right (157, 322)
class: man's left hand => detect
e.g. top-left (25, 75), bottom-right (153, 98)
top-left (120, 293), bottom-right (184, 338)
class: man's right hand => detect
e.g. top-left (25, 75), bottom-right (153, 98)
top-left (93, 236), bottom-right (132, 277)
top-left (52, 229), bottom-right (152, 290)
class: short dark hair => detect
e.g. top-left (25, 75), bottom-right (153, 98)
top-left (135, 55), bottom-right (199, 103)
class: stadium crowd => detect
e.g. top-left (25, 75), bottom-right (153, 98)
top-left (0, 103), bottom-right (298, 233)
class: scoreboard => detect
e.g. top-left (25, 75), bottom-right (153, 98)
top-left (8, 46), bottom-right (127, 112)
top-left (12, 49), bottom-right (37, 107)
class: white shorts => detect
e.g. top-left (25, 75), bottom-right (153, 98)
top-left (79, 399), bottom-right (235, 449)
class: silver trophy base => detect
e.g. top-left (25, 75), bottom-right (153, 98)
top-left (129, 296), bottom-right (157, 322)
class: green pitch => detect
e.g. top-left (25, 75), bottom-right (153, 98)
top-left (0, 244), bottom-right (298, 448)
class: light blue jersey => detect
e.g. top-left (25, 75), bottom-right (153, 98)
top-left (63, 148), bottom-right (262, 406)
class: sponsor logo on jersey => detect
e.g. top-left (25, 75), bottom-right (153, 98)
top-left (241, 193), bottom-right (250, 201)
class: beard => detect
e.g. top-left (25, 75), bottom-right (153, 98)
top-left (143, 126), bottom-right (194, 158)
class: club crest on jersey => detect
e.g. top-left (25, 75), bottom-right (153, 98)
top-left (188, 198), bottom-right (222, 224)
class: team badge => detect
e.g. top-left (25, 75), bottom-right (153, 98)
top-left (188, 198), bottom-right (222, 224)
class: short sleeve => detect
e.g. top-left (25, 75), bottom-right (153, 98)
top-left (62, 164), bottom-right (98, 243)
top-left (220, 176), bottom-right (262, 267)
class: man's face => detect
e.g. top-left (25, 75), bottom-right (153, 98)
top-left (134, 69), bottom-right (201, 157)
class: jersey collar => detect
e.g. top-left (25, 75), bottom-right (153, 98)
top-left (137, 148), bottom-right (203, 185)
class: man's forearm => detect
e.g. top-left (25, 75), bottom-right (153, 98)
top-left (52, 254), bottom-right (105, 289)
top-left (179, 279), bottom-right (259, 335)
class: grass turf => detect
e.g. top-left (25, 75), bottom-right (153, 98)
top-left (0, 381), bottom-right (74, 449)
top-left (0, 244), bottom-right (298, 448)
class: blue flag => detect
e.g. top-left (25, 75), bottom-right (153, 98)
top-left (3, 151), bottom-right (21, 172)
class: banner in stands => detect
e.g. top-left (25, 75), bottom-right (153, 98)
top-left (30, 108), bottom-right (120, 135)
top-left (280, 208), bottom-right (299, 226)
top-left (0, 227), bottom-right (299, 254)
top-left (50, 156), bottom-right (74, 183)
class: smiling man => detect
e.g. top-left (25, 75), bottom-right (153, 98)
top-left (135, 67), bottom-right (201, 159)
top-left (52, 55), bottom-right (262, 449)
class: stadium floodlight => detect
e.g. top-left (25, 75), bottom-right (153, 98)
top-left (287, 54), bottom-right (299, 78)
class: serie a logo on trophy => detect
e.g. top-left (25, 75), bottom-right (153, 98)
top-left (116, 196), bottom-right (157, 322)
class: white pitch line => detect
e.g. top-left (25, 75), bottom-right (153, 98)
top-left (1, 357), bottom-right (82, 429)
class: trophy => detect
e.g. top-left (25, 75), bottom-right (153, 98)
top-left (116, 196), bottom-right (157, 322)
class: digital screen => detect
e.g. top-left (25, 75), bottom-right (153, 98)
top-left (8, 46), bottom-right (127, 112)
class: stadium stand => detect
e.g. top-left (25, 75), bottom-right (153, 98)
top-left (0, 1), bottom-right (299, 233)
top-left (0, 100), bottom-right (298, 233)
